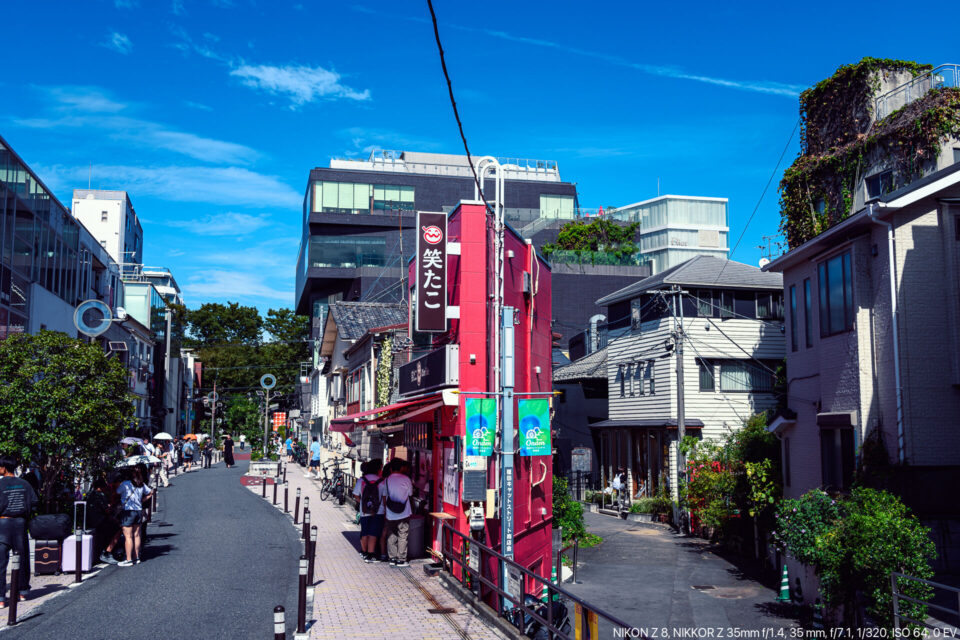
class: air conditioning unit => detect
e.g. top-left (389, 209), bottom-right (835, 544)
top-left (522, 272), bottom-right (532, 295)
top-left (108, 342), bottom-right (128, 352)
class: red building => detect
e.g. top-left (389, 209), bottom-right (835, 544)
top-left (331, 200), bottom-right (554, 588)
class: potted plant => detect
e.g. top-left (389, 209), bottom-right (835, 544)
top-left (626, 498), bottom-right (655, 522)
top-left (651, 485), bottom-right (673, 524)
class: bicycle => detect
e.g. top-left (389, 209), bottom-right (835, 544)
top-left (320, 461), bottom-right (347, 504)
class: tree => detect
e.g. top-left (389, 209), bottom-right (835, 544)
top-left (185, 302), bottom-right (263, 347)
top-left (0, 331), bottom-right (133, 509)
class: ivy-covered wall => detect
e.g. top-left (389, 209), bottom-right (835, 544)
top-left (779, 58), bottom-right (960, 248)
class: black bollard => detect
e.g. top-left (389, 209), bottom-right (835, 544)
top-left (262, 475), bottom-right (267, 498)
top-left (297, 555), bottom-right (308, 634)
top-left (573, 538), bottom-right (580, 584)
top-left (283, 465), bottom-right (287, 485)
top-left (303, 496), bottom-right (309, 519)
top-left (308, 525), bottom-right (318, 585)
top-left (302, 509), bottom-right (310, 541)
top-left (294, 488), bottom-right (301, 524)
top-left (273, 477), bottom-right (279, 505)
top-left (8, 552), bottom-right (19, 625)
top-left (75, 532), bottom-right (83, 583)
top-left (284, 482), bottom-right (289, 513)
top-left (277, 461), bottom-right (282, 476)
top-left (274, 605), bottom-right (286, 640)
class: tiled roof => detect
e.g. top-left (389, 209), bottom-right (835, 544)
top-left (596, 256), bottom-right (783, 306)
top-left (329, 302), bottom-right (407, 341)
top-left (553, 346), bottom-right (608, 382)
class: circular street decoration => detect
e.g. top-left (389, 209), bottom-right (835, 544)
top-left (74, 299), bottom-right (113, 338)
top-left (260, 374), bottom-right (276, 390)
top-left (207, 392), bottom-right (219, 403)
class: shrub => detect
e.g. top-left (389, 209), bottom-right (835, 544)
top-left (629, 498), bottom-right (655, 514)
top-left (554, 476), bottom-right (603, 548)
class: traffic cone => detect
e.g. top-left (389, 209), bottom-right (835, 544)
top-left (812, 599), bottom-right (824, 630)
top-left (793, 577), bottom-right (803, 603)
top-left (776, 564), bottom-right (791, 602)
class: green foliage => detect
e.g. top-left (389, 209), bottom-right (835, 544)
top-left (774, 488), bottom-right (936, 629)
top-left (376, 336), bottom-right (393, 408)
top-left (628, 498), bottom-right (655, 514)
top-left (224, 396), bottom-right (266, 451)
top-left (650, 483), bottom-right (673, 516)
top-left (781, 57), bottom-right (960, 248)
top-left (584, 489), bottom-right (604, 505)
top-left (541, 218), bottom-right (640, 265)
top-left (553, 475), bottom-right (603, 548)
top-left (0, 331), bottom-right (133, 507)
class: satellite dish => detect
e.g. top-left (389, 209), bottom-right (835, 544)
top-left (74, 300), bottom-right (113, 337)
top-left (759, 257), bottom-right (771, 268)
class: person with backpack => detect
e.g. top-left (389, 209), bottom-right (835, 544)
top-left (182, 439), bottom-right (196, 472)
top-left (352, 459), bottom-right (385, 563)
top-left (382, 460), bottom-right (414, 568)
top-left (116, 467), bottom-right (152, 567)
top-left (0, 455), bottom-right (36, 607)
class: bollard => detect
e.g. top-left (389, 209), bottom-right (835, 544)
top-left (302, 509), bottom-right (310, 541)
top-left (297, 555), bottom-right (308, 634)
top-left (303, 496), bottom-right (309, 515)
top-left (277, 461), bottom-right (282, 476)
top-left (294, 488), bottom-right (301, 524)
top-left (573, 538), bottom-right (579, 584)
top-left (555, 549), bottom-right (562, 588)
top-left (262, 475), bottom-right (267, 498)
top-left (283, 465), bottom-right (287, 485)
top-left (284, 482), bottom-right (289, 513)
top-left (308, 525), bottom-right (318, 585)
top-left (273, 477), bottom-right (279, 505)
top-left (8, 552), bottom-right (19, 625)
top-left (274, 605), bottom-right (286, 640)
top-left (75, 532), bottom-right (83, 583)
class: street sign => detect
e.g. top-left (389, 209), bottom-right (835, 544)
top-left (415, 211), bottom-right (448, 332)
top-left (468, 544), bottom-right (479, 572)
top-left (502, 471), bottom-right (514, 557)
top-left (260, 374), bottom-right (276, 390)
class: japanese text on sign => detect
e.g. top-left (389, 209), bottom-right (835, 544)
top-left (415, 212), bottom-right (447, 332)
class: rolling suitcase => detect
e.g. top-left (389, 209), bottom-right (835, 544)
top-left (61, 501), bottom-right (94, 573)
top-left (34, 540), bottom-right (61, 575)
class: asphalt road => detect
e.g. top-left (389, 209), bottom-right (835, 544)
top-left (565, 512), bottom-right (800, 636)
top-left (9, 459), bottom-right (301, 640)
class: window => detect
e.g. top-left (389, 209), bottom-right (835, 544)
top-left (783, 438), bottom-right (791, 487)
top-left (308, 234), bottom-right (387, 268)
top-left (617, 364), bottom-right (625, 397)
top-left (645, 360), bottom-right (655, 395)
top-left (634, 362), bottom-right (645, 396)
top-left (719, 291), bottom-right (734, 318)
top-left (625, 363), bottom-right (635, 396)
top-left (312, 181), bottom-right (375, 215)
top-left (373, 185), bottom-right (415, 212)
top-left (818, 252), bottom-right (854, 337)
top-left (803, 278), bottom-right (812, 348)
top-left (698, 359), bottom-right (714, 392)
top-left (539, 195), bottom-right (575, 220)
top-left (820, 428), bottom-right (855, 491)
top-left (789, 285), bottom-right (797, 352)
top-left (865, 170), bottom-right (894, 200)
top-left (696, 290), bottom-right (713, 317)
top-left (717, 360), bottom-right (774, 392)
top-left (101, 211), bottom-right (108, 222)
top-left (756, 293), bottom-right (773, 319)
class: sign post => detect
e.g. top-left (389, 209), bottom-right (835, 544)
top-left (415, 212), bottom-right (448, 333)
top-left (260, 374), bottom-right (276, 455)
top-left (500, 306), bottom-right (515, 604)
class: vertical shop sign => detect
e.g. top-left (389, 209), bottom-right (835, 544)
top-left (443, 446), bottom-right (459, 506)
top-left (464, 397), bottom-right (496, 456)
top-left (517, 399), bottom-right (551, 456)
top-left (415, 211), bottom-right (448, 332)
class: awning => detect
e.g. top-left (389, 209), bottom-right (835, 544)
top-left (330, 395), bottom-right (444, 433)
top-left (589, 418), bottom-right (704, 429)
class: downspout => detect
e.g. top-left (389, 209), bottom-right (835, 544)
top-left (867, 203), bottom-right (905, 463)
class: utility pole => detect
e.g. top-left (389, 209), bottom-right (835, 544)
top-left (164, 308), bottom-right (173, 435)
top-left (262, 388), bottom-right (271, 456)
top-left (500, 306), bottom-right (516, 593)
top-left (210, 379), bottom-right (217, 455)
top-left (671, 286), bottom-right (687, 530)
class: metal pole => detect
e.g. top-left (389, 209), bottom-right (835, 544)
top-left (297, 555), bottom-right (308, 634)
top-left (672, 287), bottom-right (686, 528)
top-left (262, 475), bottom-right (267, 498)
top-left (294, 488), bottom-right (301, 524)
top-left (210, 380), bottom-right (217, 463)
top-left (164, 308), bottom-right (172, 435)
top-left (573, 538), bottom-right (579, 584)
top-left (273, 477), bottom-right (278, 504)
top-left (308, 526), bottom-right (317, 585)
top-left (75, 532), bottom-right (83, 583)
top-left (500, 306), bottom-right (516, 608)
top-left (302, 509), bottom-right (310, 541)
top-left (274, 605), bottom-right (286, 640)
top-left (284, 482), bottom-right (289, 513)
top-left (283, 464), bottom-right (287, 485)
top-left (263, 389), bottom-right (271, 457)
top-left (8, 552), bottom-right (20, 625)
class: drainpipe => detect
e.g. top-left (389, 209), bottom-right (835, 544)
top-left (867, 203), bottom-right (905, 464)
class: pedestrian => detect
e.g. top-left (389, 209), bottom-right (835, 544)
top-left (88, 477), bottom-right (122, 565)
top-left (353, 459), bottom-right (385, 563)
top-left (239, 434), bottom-right (246, 451)
top-left (382, 459), bottom-right (413, 567)
top-left (155, 440), bottom-right (171, 487)
top-left (309, 436), bottom-right (322, 479)
top-left (202, 439), bottom-right (213, 469)
top-left (285, 434), bottom-right (294, 463)
top-left (223, 434), bottom-right (235, 468)
top-left (0, 455), bottom-right (36, 607)
top-left (116, 467), bottom-right (152, 567)
top-left (182, 438), bottom-right (196, 472)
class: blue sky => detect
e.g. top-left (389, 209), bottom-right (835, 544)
top-left (3, 0), bottom-right (954, 312)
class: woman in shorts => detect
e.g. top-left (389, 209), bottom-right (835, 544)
top-left (116, 467), bottom-right (152, 567)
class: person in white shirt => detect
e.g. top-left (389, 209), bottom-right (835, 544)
top-left (382, 460), bottom-right (414, 567)
top-left (352, 459), bottom-right (385, 563)
top-left (239, 434), bottom-right (246, 451)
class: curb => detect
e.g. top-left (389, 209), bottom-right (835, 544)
top-left (437, 572), bottom-right (525, 640)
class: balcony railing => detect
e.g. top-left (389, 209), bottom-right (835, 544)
top-left (545, 249), bottom-right (649, 267)
top-left (875, 64), bottom-right (960, 121)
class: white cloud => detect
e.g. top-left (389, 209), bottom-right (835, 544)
top-left (103, 31), bottom-right (133, 55)
top-left (167, 212), bottom-right (275, 236)
top-left (230, 64), bottom-right (370, 107)
top-left (183, 100), bottom-right (213, 111)
top-left (40, 86), bottom-right (128, 113)
top-left (339, 127), bottom-right (440, 156)
top-left (37, 164), bottom-right (301, 209)
top-left (172, 0), bottom-right (185, 15)
top-left (182, 270), bottom-right (293, 304)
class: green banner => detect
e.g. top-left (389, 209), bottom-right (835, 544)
top-left (465, 397), bottom-right (496, 457)
top-left (518, 399), bottom-right (551, 456)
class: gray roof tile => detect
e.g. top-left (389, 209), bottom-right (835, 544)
top-left (329, 302), bottom-right (407, 341)
top-left (553, 346), bottom-right (608, 382)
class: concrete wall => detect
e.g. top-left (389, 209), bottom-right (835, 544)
top-left (28, 283), bottom-right (78, 337)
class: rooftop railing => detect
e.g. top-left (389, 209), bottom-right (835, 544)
top-left (875, 64), bottom-right (960, 121)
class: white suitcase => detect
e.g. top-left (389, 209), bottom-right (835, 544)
top-left (61, 501), bottom-right (94, 572)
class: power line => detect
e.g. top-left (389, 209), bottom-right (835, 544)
top-left (682, 291), bottom-right (786, 330)
top-left (425, 0), bottom-right (491, 213)
top-left (714, 118), bottom-right (800, 283)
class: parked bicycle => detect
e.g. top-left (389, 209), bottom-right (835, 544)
top-left (320, 460), bottom-right (347, 504)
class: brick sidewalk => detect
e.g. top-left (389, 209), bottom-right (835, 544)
top-left (246, 461), bottom-right (509, 640)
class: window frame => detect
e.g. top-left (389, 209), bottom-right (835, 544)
top-left (789, 285), bottom-right (798, 352)
top-left (803, 278), bottom-right (812, 348)
top-left (719, 291), bottom-right (734, 318)
top-left (698, 359), bottom-right (714, 392)
top-left (818, 251), bottom-right (854, 338)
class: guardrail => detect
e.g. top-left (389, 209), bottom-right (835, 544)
top-left (875, 64), bottom-right (960, 120)
top-left (440, 521), bottom-right (637, 639)
top-left (891, 571), bottom-right (960, 630)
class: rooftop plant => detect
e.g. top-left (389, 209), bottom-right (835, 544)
top-left (779, 58), bottom-right (960, 247)
top-left (541, 218), bottom-right (640, 264)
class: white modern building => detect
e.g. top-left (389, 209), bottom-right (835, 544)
top-left (610, 196), bottom-right (730, 273)
top-left (72, 189), bottom-right (143, 270)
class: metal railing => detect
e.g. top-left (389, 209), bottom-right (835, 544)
top-left (440, 521), bottom-right (637, 639)
top-left (891, 572), bottom-right (960, 630)
top-left (875, 64), bottom-right (960, 120)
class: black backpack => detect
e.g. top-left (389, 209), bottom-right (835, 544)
top-left (360, 478), bottom-right (382, 515)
